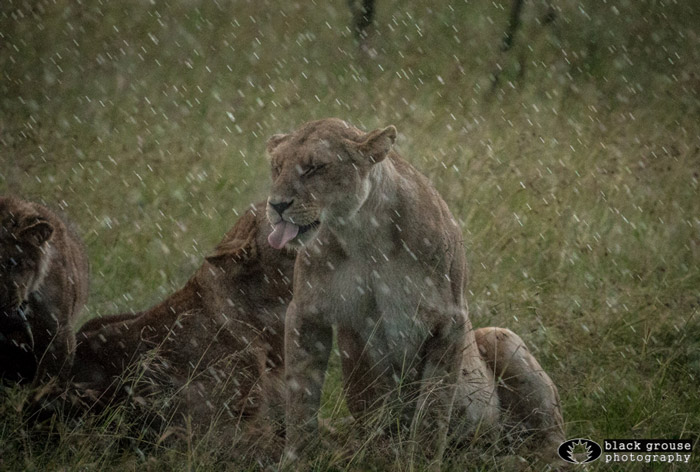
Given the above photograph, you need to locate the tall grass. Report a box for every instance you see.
[1,0,699,469]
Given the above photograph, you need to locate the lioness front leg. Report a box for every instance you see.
[409,309,466,469]
[284,300,333,461]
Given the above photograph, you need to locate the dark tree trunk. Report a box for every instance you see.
[502,0,525,52]
[349,0,376,41]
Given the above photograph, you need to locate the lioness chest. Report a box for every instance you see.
[305,240,456,372]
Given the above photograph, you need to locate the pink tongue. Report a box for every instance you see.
[268,221,300,249]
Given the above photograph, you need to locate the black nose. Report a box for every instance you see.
[269,200,293,216]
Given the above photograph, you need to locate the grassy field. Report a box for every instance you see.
[1,0,699,470]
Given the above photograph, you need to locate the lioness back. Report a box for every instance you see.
[0,195,89,384]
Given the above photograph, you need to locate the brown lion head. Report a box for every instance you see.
[0,197,54,319]
[265,118,396,249]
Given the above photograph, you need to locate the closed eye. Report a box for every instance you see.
[302,163,326,177]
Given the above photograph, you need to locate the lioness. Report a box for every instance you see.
[67,203,296,441]
[0,196,89,384]
[265,118,564,465]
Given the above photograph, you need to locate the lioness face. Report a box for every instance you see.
[265,118,396,249]
[0,201,54,317]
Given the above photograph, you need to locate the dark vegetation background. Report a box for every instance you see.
[1,0,699,470]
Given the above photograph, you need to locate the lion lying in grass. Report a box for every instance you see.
[265,118,564,466]
[0,196,89,384]
[62,203,296,448]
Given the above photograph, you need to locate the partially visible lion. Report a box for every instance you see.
[64,203,296,447]
[473,327,564,460]
[0,196,89,384]
[265,118,564,466]
[339,326,565,462]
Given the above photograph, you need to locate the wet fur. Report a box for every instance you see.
[65,203,296,450]
[0,196,88,384]
[266,118,565,466]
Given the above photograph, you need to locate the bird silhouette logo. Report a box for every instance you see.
[558,438,603,463]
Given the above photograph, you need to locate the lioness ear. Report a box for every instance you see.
[206,238,257,267]
[19,218,54,247]
[358,125,397,164]
[266,133,288,156]
[205,211,258,268]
